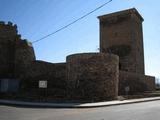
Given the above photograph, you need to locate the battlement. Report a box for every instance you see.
[0,21,17,28]
[15,38,33,48]
[22,39,33,47]
[16,34,21,39]
[98,8,144,24]
[0,21,33,47]
[0,21,18,35]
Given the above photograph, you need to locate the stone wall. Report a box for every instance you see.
[21,61,67,98]
[0,22,17,78]
[0,21,68,99]
[145,75,155,91]
[66,53,119,101]
[98,8,145,74]
[0,41,14,78]
[0,21,17,41]
[0,10,156,101]
[119,71,147,95]
[98,8,155,95]
[14,40,35,79]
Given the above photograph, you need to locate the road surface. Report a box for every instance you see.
[0,100,160,120]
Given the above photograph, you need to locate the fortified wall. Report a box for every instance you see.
[0,21,35,92]
[0,21,35,80]
[0,21,119,101]
[0,8,155,102]
[0,21,17,78]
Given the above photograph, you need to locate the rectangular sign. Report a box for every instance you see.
[39,80,47,88]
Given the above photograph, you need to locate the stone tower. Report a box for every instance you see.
[0,21,35,79]
[0,21,17,78]
[98,8,145,74]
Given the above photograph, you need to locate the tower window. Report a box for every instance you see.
[119,63,122,70]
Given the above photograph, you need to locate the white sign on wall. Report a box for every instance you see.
[39,80,47,88]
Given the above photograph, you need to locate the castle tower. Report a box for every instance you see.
[14,39,35,79]
[0,21,18,78]
[98,8,145,74]
[0,21,35,79]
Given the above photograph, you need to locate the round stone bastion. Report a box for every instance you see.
[66,53,119,101]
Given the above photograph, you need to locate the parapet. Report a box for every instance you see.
[0,21,17,28]
[23,39,33,47]
[0,21,18,34]
[15,39,33,48]
[98,8,144,24]
[15,34,21,40]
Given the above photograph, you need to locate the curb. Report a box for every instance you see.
[0,97,160,108]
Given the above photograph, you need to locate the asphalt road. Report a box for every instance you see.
[0,100,160,120]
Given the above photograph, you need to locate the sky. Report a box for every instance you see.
[0,0,159,78]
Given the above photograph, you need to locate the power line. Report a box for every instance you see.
[32,0,113,44]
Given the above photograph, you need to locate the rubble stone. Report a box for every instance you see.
[66,53,119,101]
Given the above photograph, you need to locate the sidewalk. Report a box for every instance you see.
[0,97,160,108]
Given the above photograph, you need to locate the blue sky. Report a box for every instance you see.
[0,0,159,78]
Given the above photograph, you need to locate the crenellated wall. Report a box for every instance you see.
[0,21,17,40]
[0,8,156,101]
[0,21,17,78]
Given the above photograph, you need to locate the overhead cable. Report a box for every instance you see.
[32,0,113,44]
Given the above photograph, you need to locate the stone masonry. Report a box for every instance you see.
[66,53,119,101]
[98,8,155,94]
[0,8,156,101]
[0,21,17,78]
[98,8,144,74]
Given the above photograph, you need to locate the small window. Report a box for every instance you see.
[119,63,122,70]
